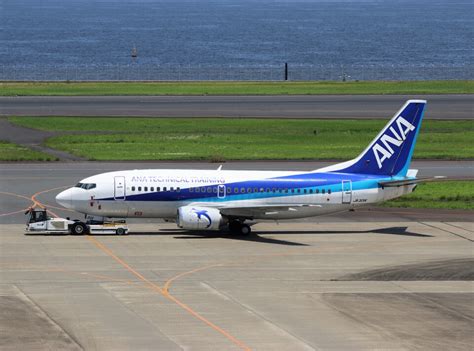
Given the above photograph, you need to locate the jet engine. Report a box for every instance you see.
[177,206,224,231]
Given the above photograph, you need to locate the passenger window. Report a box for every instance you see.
[212,187,217,193]
[144,187,148,191]
[260,188,264,192]
[157,187,160,192]
[138,187,142,191]
[316,189,319,194]
[207,188,212,193]
[234,188,239,193]
[272,188,276,193]
[304,189,307,194]
[253,188,258,193]
[291,189,295,193]
[241,188,245,193]
[132,186,135,191]
[309,189,313,194]
[284,188,288,193]
[328,189,331,194]
[247,188,252,193]
[227,187,232,193]
[150,187,154,191]
[195,188,200,193]
[177,187,181,192]
[266,188,270,193]
[322,189,326,194]
[163,187,167,191]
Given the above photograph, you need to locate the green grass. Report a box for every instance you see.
[1,80,473,96]
[0,140,57,161]
[382,181,474,210]
[8,117,473,161]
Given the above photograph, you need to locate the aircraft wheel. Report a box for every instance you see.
[116,228,126,235]
[229,221,251,236]
[240,224,251,236]
[71,222,87,235]
[228,221,240,234]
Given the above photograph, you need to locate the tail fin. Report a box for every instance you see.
[319,100,427,176]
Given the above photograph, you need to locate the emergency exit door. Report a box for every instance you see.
[114,176,126,200]
[342,180,352,204]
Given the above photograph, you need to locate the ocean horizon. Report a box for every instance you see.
[1,0,472,80]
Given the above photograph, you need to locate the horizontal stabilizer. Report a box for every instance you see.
[379,176,446,188]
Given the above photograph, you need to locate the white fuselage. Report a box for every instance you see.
[56,169,414,221]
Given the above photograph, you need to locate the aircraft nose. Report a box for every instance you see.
[56,189,73,209]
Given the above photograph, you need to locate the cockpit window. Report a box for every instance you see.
[75,183,96,190]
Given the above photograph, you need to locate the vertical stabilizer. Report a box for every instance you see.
[318,100,426,176]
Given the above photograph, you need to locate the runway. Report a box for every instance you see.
[1,94,472,119]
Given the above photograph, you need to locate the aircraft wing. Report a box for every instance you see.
[219,204,322,218]
[379,176,446,188]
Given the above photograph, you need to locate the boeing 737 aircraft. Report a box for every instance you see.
[56,100,427,235]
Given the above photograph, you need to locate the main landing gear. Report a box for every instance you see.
[228,220,251,236]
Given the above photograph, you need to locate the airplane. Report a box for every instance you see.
[56,100,428,235]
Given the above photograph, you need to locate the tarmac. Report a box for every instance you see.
[1,94,473,119]
[0,161,473,350]
[1,221,473,350]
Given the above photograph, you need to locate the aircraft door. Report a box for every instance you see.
[217,184,226,199]
[342,180,352,204]
[114,176,126,200]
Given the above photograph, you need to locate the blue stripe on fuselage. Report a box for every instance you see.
[99,172,388,202]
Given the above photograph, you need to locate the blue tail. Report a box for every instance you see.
[325,100,426,176]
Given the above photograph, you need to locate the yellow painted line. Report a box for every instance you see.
[86,235,251,351]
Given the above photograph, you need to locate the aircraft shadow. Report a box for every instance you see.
[25,227,431,246]
[127,226,431,246]
[253,227,433,238]
[170,232,310,246]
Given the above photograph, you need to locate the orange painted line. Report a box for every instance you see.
[86,235,251,351]
[0,208,31,217]
[163,264,223,294]
[0,191,34,217]
[30,185,71,218]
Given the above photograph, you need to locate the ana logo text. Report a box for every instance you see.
[372,116,415,169]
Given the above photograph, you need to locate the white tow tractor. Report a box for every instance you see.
[25,208,128,235]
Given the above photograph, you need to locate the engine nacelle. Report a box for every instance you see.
[177,206,224,231]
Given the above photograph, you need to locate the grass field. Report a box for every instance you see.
[1,80,473,96]
[0,141,57,161]
[382,180,474,210]
[9,117,473,161]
